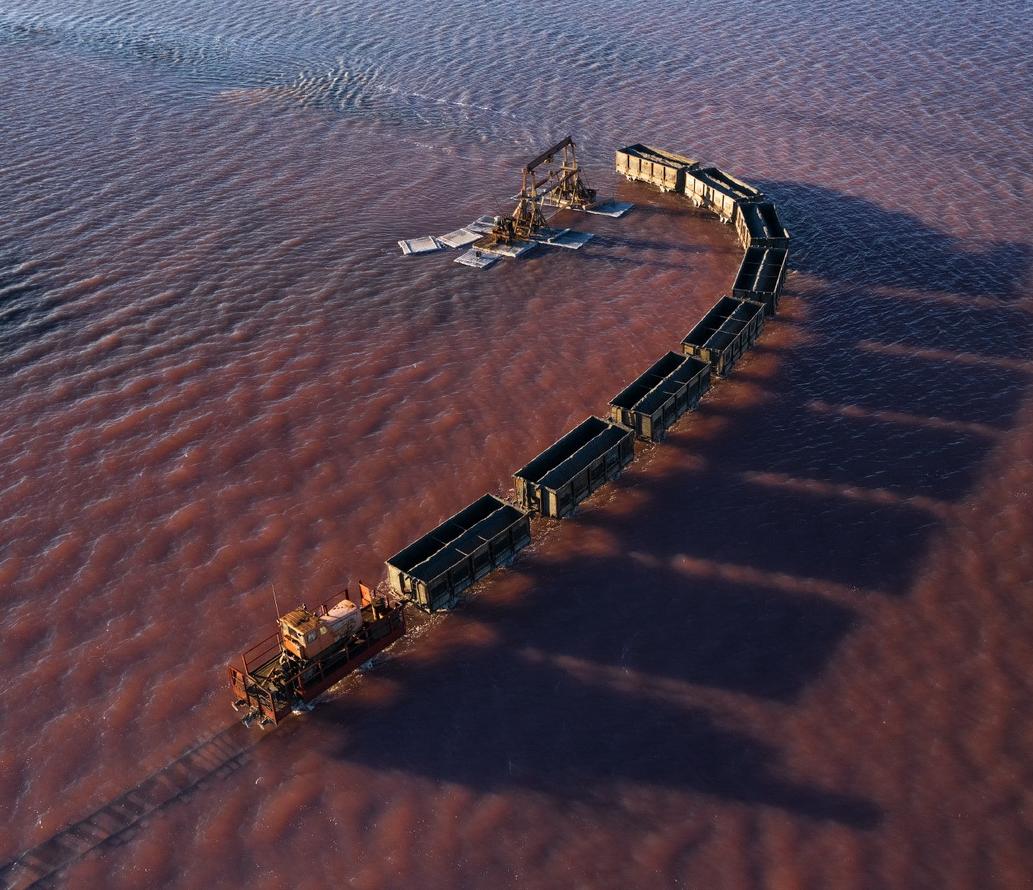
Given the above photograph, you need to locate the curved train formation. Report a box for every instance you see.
[228,143,791,727]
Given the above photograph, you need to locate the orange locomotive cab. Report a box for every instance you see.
[279,598,363,660]
[279,608,325,659]
[229,584,405,727]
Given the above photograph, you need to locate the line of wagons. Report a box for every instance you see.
[386,145,791,613]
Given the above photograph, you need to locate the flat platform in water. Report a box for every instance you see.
[438,227,481,248]
[480,239,538,258]
[533,226,570,241]
[540,230,594,250]
[455,249,501,269]
[465,215,498,234]
[585,199,633,217]
[537,197,632,218]
[398,236,444,255]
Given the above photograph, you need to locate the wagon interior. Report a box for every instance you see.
[610,352,686,410]
[515,416,611,486]
[388,494,517,582]
[618,143,698,169]
[734,245,767,291]
[745,202,789,241]
[693,166,763,202]
[538,422,629,490]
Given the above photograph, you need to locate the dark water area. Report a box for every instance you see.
[1,0,1032,887]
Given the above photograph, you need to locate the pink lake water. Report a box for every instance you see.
[1,1,1032,887]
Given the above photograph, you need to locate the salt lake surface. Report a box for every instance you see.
[1,1,1031,887]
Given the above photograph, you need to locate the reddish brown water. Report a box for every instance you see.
[2,1,1032,887]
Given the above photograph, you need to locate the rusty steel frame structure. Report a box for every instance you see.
[532,135,597,211]
[483,136,597,246]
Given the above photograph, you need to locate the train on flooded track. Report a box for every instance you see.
[229,585,404,727]
[229,142,791,726]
